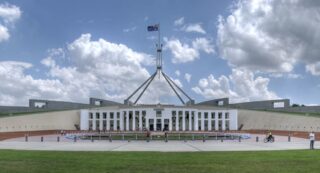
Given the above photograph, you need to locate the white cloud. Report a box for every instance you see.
[0,33,188,106]
[192,69,278,103]
[174,17,184,26]
[123,26,137,33]
[0,3,21,43]
[192,38,214,54]
[306,62,320,76]
[175,70,180,76]
[182,23,206,34]
[164,38,199,63]
[0,24,9,41]
[217,0,320,74]
[269,73,303,79]
[174,17,206,34]
[185,73,191,83]
[0,3,21,24]
[164,37,214,64]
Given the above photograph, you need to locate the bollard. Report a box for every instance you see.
[91,135,94,142]
[203,134,206,142]
[192,134,194,141]
[221,138,223,142]
[25,135,28,142]
[57,136,60,142]
[109,134,112,142]
[74,136,77,142]
[122,134,124,141]
[288,135,291,142]
[136,134,138,140]
[41,136,43,142]
[238,136,241,142]
[256,136,259,142]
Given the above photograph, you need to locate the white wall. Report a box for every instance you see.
[0,110,80,132]
[239,109,320,132]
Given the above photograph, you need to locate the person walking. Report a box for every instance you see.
[309,131,315,150]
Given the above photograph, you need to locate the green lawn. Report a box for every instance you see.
[0,150,320,173]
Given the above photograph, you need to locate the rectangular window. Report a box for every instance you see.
[218,112,222,119]
[89,113,93,119]
[204,112,208,119]
[110,112,114,119]
[218,120,223,130]
[225,120,230,130]
[211,112,215,119]
[117,112,120,119]
[103,113,107,119]
[198,112,201,119]
[96,113,100,119]
[225,112,229,119]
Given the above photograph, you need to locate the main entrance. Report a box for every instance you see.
[156,119,161,131]
[149,119,154,131]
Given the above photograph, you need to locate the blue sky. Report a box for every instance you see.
[0,0,320,106]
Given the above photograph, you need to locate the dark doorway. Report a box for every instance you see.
[156,119,161,131]
[149,119,154,131]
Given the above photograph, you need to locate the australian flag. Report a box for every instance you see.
[147,24,159,31]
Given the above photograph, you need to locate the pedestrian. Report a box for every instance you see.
[309,131,315,150]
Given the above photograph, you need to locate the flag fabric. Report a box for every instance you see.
[147,24,159,31]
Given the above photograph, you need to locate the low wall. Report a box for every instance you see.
[0,110,80,132]
[239,109,320,132]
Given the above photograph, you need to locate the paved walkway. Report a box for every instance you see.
[0,135,316,152]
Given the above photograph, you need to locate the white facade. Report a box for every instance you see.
[80,105,237,131]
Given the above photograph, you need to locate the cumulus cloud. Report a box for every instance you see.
[164,37,214,63]
[184,73,191,83]
[0,61,65,106]
[192,69,278,103]
[175,70,180,76]
[182,23,206,34]
[306,62,320,76]
[0,3,21,42]
[217,0,320,75]
[192,38,214,54]
[174,17,206,34]
[0,33,189,106]
[174,17,184,26]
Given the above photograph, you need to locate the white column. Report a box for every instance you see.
[93,112,96,130]
[154,119,156,131]
[133,111,136,131]
[120,112,124,131]
[99,112,103,131]
[182,111,186,131]
[106,112,109,131]
[160,118,163,131]
[139,111,142,131]
[194,111,198,131]
[188,111,192,131]
[126,111,129,131]
[201,112,205,131]
[169,118,172,131]
[176,113,179,131]
[222,112,226,131]
[208,112,212,131]
[215,112,219,131]
[114,112,117,131]
[146,118,149,130]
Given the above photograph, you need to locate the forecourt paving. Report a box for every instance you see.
[0,135,315,152]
